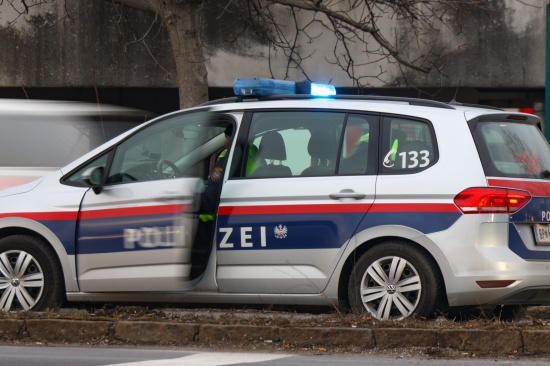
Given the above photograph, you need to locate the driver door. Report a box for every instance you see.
[75,110,228,292]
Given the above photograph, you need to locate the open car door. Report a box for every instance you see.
[74,109,232,292]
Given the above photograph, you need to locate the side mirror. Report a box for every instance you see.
[81,166,105,194]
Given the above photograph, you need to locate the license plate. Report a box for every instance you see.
[534,225,550,245]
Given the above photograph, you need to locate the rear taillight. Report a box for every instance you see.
[454,187,531,214]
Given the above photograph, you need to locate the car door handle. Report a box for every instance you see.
[329,189,367,200]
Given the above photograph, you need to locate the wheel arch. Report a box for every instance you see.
[0,218,78,293]
[337,228,451,310]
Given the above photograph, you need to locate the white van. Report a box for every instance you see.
[0,99,153,189]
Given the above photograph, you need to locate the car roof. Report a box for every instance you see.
[204,94,539,122]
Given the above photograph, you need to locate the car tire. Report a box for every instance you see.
[0,235,64,312]
[348,240,445,320]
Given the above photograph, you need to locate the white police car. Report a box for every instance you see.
[1,78,549,321]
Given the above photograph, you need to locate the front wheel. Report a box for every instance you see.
[0,235,64,312]
[348,241,445,320]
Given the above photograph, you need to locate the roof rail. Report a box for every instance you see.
[325,95,455,109]
[450,102,505,111]
[201,94,509,112]
[200,94,456,109]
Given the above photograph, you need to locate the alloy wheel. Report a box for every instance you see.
[0,250,44,311]
[360,255,422,320]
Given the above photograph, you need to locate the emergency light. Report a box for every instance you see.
[233,78,336,97]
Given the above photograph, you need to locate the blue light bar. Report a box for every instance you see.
[233,78,336,97]
[234,78,295,96]
[310,82,336,96]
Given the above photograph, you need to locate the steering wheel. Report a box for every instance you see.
[156,159,182,178]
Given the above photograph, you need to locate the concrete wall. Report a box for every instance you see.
[0,1,175,88]
[0,0,545,89]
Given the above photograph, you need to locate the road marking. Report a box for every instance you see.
[104,351,291,365]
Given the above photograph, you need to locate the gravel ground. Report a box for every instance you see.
[2,304,550,361]
[2,303,550,331]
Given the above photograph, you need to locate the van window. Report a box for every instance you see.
[0,115,141,168]
[474,121,550,178]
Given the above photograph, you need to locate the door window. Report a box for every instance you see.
[242,111,376,178]
[381,117,437,173]
[105,111,224,184]
[63,110,232,187]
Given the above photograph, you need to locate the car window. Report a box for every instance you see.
[64,152,111,186]
[338,114,373,175]
[0,114,144,168]
[242,111,376,178]
[474,121,550,178]
[381,116,437,174]
[104,110,226,185]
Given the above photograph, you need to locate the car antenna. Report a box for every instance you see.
[449,79,462,106]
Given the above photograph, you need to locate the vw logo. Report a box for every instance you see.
[11,277,20,287]
[386,284,396,294]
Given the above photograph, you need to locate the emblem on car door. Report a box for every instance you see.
[274,225,288,239]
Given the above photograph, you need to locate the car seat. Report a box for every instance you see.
[301,130,337,176]
[251,131,292,177]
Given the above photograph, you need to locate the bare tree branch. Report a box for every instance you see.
[0,0,534,101]
[243,0,504,88]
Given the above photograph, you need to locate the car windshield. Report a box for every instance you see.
[474,120,550,179]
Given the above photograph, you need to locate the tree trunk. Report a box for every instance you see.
[152,0,209,109]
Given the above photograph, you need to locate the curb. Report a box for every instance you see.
[2,318,550,355]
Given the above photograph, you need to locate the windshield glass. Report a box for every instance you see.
[474,121,550,179]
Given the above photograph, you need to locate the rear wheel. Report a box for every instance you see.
[0,235,64,312]
[348,241,445,320]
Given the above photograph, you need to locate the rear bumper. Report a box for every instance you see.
[429,215,550,307]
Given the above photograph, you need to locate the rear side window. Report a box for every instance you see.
[474,121,550,178]
[245,111,344,178]
[241,111,377,178]
[381,116,437,174]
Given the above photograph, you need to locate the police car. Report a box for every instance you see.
[1,78,549,321]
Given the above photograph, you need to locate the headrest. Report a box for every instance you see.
[308,131,337,160]
[259,131,287,161]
